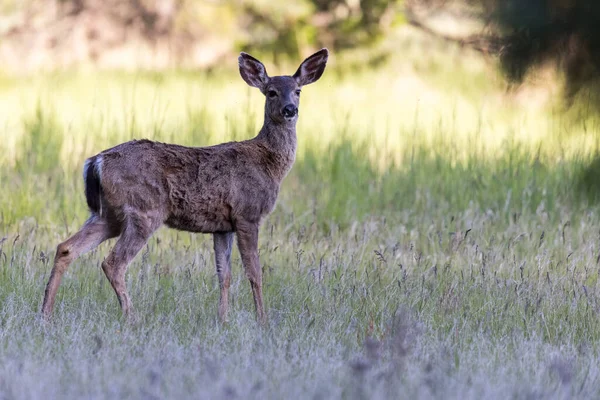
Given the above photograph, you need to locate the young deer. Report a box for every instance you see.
[41,49,329,324]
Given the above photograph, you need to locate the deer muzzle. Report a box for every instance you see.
[282,104,298,119]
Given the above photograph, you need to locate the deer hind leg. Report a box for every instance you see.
[236,222,266,325]
[42,216,115,319]
[214,232,234,323]
[101,214,158,318]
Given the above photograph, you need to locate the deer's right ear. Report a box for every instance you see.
[239,52,269,92]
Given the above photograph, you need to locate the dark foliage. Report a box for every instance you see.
[408,0,600,101]
[490,0,600,96]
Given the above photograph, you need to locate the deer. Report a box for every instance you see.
[41,49,329,325]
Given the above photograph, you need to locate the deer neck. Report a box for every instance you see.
[255,118,298,180]
[257,117,297,154]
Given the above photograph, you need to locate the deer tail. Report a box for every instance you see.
[83,156,103,215]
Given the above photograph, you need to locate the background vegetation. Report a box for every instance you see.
[2,1,600,399]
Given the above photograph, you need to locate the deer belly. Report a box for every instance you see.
[165,210,233,233]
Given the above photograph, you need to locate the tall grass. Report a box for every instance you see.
[2,64,600,398]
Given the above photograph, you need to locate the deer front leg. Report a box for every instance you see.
[213,232,234,323]
[235,222,266,325]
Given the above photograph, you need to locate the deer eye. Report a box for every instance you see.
[267,90,277,98]
[295,90,301,96]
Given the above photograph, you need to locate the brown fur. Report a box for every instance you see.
[41,49,329,324]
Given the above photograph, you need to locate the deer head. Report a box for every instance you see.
[238,49,329,125]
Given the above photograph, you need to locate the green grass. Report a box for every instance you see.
[3,60,600,398]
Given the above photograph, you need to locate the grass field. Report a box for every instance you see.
[3,43,600,398]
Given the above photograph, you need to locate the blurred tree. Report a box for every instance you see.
[407,0,600,101]
[0,0,403,69]
[236,0,402,60]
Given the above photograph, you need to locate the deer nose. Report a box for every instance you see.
[282,104,298,118]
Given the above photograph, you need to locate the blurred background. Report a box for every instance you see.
[2,0,600,228]
[2,0,600,90]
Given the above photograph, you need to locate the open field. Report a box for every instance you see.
[3,40,600,398]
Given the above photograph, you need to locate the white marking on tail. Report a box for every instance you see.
[96,156,103,178]
[83,158,92,182]
[96,156,103,216]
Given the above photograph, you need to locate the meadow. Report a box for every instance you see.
[3,37,600,398]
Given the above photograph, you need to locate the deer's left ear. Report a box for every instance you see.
[293,48,329,87]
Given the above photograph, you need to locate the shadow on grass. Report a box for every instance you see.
[292,137,582,229]
[575,154,600,203]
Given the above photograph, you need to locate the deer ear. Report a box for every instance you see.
[239,52,269,91]
[293,48,329,87]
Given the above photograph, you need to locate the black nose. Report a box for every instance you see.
[282,104,298,118]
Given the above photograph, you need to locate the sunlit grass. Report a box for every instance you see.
[1,55,598,171]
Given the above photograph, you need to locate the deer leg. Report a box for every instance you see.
[214,232,234,323]
[42,216,115,319]
[101,215,156,318]
[236,222,266,325]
